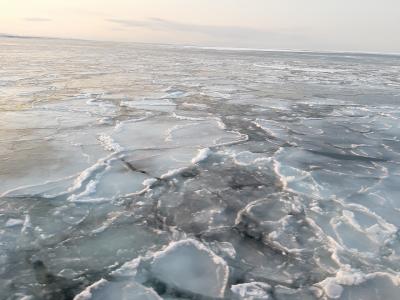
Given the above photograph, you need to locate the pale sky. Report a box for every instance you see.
[1,0,400,52]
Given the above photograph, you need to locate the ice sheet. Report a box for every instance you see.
[1,37,400,300]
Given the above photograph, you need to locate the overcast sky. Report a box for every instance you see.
[1,0,400,52]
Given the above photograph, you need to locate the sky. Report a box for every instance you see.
[1,0,400,53]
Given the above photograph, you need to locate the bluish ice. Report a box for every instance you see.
[0,37,400,299]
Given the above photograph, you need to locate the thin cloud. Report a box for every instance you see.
[24,18,52,22]
[107,18,293,40]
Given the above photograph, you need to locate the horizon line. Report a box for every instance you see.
[1,32,399,57]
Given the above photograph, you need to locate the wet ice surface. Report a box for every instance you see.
[1,38,400,300]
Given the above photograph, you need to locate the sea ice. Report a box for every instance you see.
[1,37,400,300]
[150,239,229,298]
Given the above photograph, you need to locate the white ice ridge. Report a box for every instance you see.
[171,112,206,121]
[5,218,24,227]
[74,279,108,300]
[191,148,211,164]
[159,167,187,179]
[231,282,272,299]
[120,99,176,112]
[97,134,124,153]
[157,148,211,180]
[67,156,112,194]
[73,279,162,300]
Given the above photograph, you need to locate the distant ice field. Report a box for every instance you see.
[0,37,400,300]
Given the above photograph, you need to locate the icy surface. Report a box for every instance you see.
[73,279,162,300]
[1,37,400,299]
[150,239,229,298]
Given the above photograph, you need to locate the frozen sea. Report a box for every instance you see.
[1,37,400,300]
